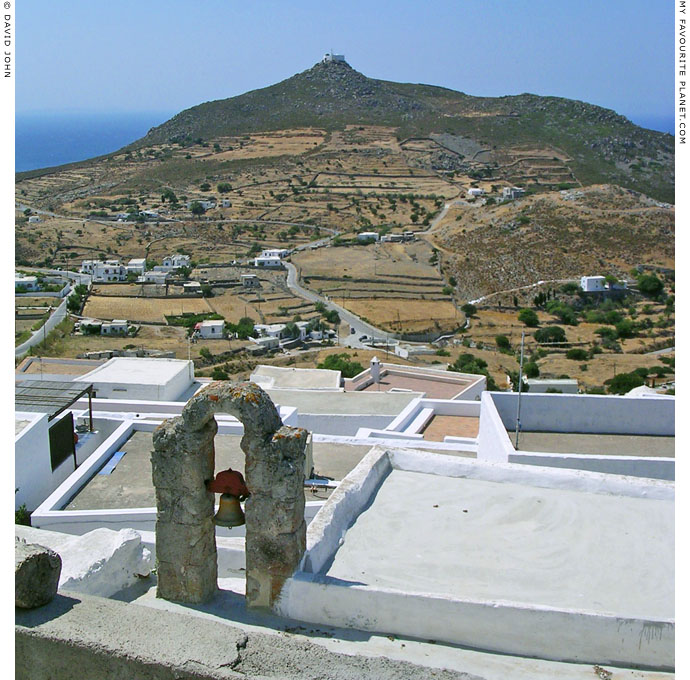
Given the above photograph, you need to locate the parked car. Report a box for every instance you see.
[358,335,368,341]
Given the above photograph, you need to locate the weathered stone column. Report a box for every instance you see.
[152,410,218,603]
[151,382,308,608]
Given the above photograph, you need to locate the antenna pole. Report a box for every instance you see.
[515,331,525,450]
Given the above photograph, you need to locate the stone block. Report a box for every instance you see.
[15,527,153,599]
[15,538,61,609]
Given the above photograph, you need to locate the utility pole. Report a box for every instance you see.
[515,332,525,450]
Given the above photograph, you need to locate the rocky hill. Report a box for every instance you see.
[433,184,675,299]
[134,59,674,203]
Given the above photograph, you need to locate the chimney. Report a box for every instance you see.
[370,356,381,384]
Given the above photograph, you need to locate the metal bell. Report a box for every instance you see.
[214,493,245,527]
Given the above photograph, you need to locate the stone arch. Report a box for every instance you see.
[151,382,308,607]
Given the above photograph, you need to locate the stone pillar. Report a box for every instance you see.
[151,382,308,608]
[152,411,218,603]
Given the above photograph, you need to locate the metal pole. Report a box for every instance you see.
[88,387,93,432]
[515,332,525,450]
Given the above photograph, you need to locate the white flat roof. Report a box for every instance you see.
[201,320,224,327]
[326,467,673,619]
[251,365,341,390]
[75,357,192,386]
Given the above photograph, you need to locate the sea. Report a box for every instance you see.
[15,111,175,173]
[14,111,675,174]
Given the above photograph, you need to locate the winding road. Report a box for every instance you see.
[284,262,398,349]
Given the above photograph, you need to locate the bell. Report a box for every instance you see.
[214,493,245,527]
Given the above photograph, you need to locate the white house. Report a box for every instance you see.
[322,52,346,63]
[183,281,202,295]
[28,215,42,223]
[140,210,159,219]
[197,320,225,339]
[259,249,290,259]
[126,258,147,275]
[163,254,191,269]
[221,199,232,208]
[251,335,280,350]
[76,357,195,401]
[79,319,102,334]
[185,200,215,211]
[503,186,526,200]
[467,188,485,197]
[241,274,260,288]
[139,271,169,284]
[254,323,286,339]
[80,260,127,282]
[254,255,283,268]
[357,232,379,242]
[101,320,129,336]
[15,274,39,291]
[580,276,607,292]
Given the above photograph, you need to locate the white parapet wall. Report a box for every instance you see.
[489,392,674,436]
[275,447,674,669]
[30,415,324,536]
[477,392,675,480]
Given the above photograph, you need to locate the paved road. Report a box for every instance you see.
[15,289,72,359]
[284,262,396,349]
[645,346,675,356]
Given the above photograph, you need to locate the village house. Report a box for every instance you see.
[100,320,129,336]
[259,249,290,259]
[79,260,128,282]
[254,255,283,268]
[139,271,169,284]
[196,319,225,339]
[185,200,216,211]
[503,186,526,200]
[357,231,379,242]
[467,188,485,197]
[241,274,260,288]
[162,254,191,269]
[580,275,607,292]
[15,273,39,291]
[125,258,147,275]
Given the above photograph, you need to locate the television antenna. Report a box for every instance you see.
[514,331,525,450]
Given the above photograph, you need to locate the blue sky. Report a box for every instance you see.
[17,0,674,129]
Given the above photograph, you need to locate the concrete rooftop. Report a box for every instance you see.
[251,365,341,390]
[326,469,674,619]
[76,357,192,386]
[507,431,675,457]
[64,432,376,510]
[353,375,469,399]
[267,388,421,415]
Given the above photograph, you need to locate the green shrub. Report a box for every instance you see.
[495,335,511,350]
[595,326,618,340]
[560,282,580,295]
[605,371,644,395]
[15,503,31,526]
[448,353,498,390]
[566,348,588,361]
[523,361,540,378]
[637,274,663,297]
[614,319,636,339]
[534,326,566,343]
[317,353,364,378]
[461,303,476,317]
[518,309,539,327]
